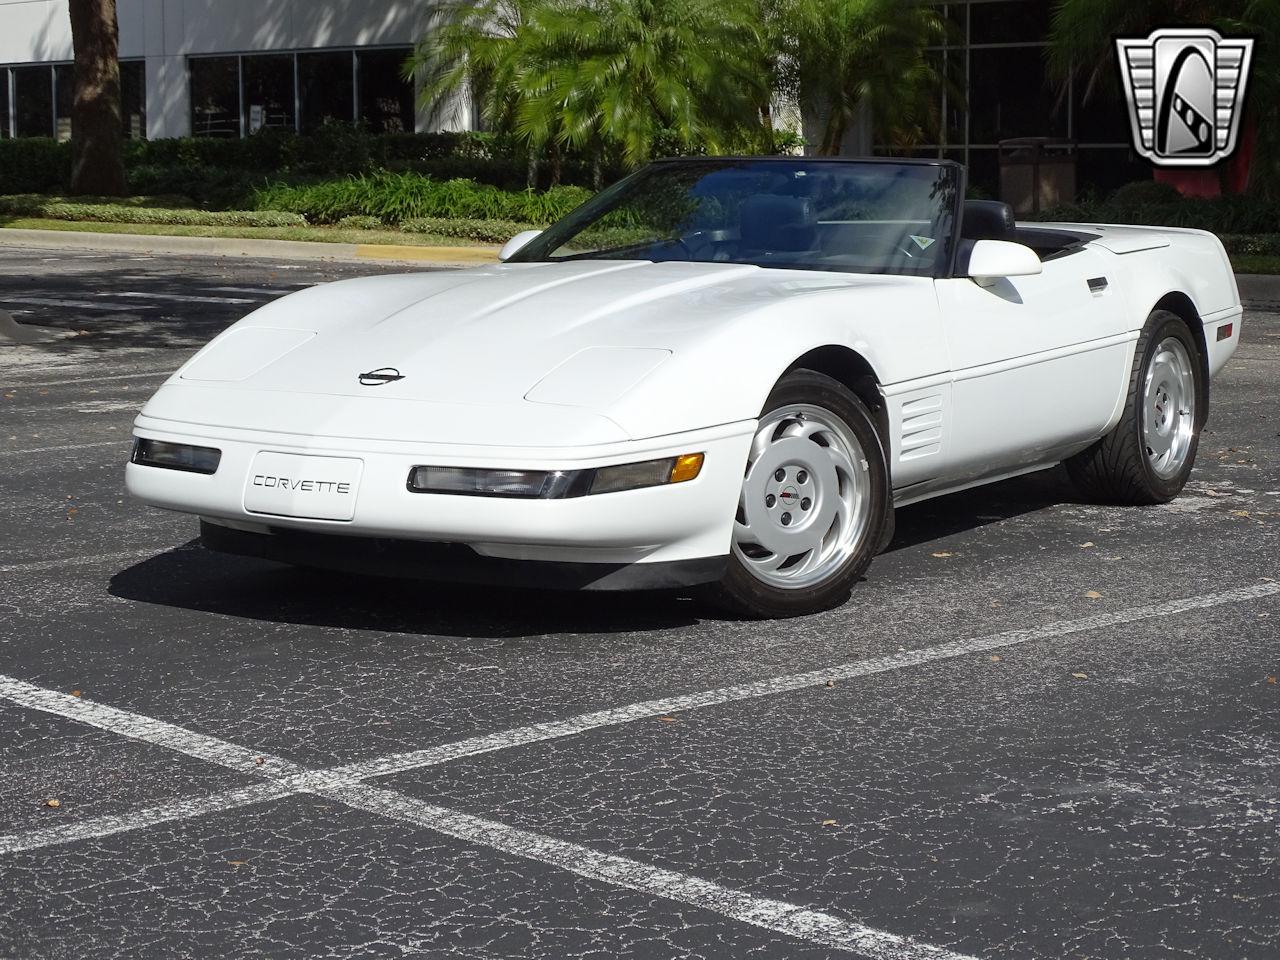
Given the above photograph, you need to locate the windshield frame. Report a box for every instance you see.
[507,157,966,280]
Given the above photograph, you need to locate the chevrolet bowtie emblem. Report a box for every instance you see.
[358,367,406,386]
[1116,27,1255,168]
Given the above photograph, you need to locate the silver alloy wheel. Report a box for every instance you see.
[732,403,872,589]
[1142,336,1197,480]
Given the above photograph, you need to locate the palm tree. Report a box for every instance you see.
[775,0,950,156]
[411,0,770,183]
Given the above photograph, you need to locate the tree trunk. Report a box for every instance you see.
[68,0,126,196]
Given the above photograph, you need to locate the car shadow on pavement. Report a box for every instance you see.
[109,467,1080,635]
[108,541,703,637]
[885,464,1083,553]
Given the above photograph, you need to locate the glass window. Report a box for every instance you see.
[54,64,74,141]
[13,65,53,138]
[242,54,295,134]
[0,70,9,139]
[121,60,146,139]
[190,56,240,137]
[357,48,413,133]
[511,159,961,278]
[298,51,353,132]
[969,0,1054,45]
[967,46,1066,144]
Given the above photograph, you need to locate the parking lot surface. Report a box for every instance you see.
[0,247,1277,960]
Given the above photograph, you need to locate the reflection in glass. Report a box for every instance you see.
[242,54,295,134]
[14,66,53,138]
[357,48,414,133]
[511,159,959,278]
[299,51,354,132]
[190,57,240,138]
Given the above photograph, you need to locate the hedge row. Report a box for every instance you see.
[0,194,305,228]
[1035,194,1280,236]
[1221,234,1280,256]
[401,217,536,242]
[253,172,591,225]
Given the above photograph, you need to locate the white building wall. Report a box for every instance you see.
[0,0,467,138]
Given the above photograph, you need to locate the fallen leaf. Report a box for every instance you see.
[989,655,1002,663]
[658,716,678,723]
[1071,672,1089,680]
[227,860,249,867]
[1084,590,1102,599]
[70,690,81,698]
[1267,676,1277,685]
[1080,542,1095,549]
[254,757,265,766]
[931,551,953,558]
[821,819,838,827]
[824,680,835,688]
[45,798,61,809]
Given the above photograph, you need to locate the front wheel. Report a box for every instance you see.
[705,369,889,619]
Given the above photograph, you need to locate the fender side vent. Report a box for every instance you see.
[900,393,943,461]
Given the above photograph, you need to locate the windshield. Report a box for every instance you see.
[509,158,960,277]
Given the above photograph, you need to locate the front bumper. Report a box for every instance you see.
[199,521,728,590]
[126,415,753,568]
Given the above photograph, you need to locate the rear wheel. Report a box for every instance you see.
[706,369,889,619]
[1066,309,1205,504]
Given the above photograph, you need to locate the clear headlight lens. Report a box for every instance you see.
[131,438,222,475]
[407,452,703,499]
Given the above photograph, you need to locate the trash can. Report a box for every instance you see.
[998,138,1077,216]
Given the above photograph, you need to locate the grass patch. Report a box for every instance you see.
[0,217,490,248]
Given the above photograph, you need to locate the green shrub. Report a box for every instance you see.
[255,172,591,225]
[1221,234,1280,256]
[336,215,385,230]
[0,194,305,227]
[1034,194,1280,234]
[1108,179,1183,206]
[401,217,535,243]
[0,139,72,193]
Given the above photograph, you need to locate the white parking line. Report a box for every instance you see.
[0,783,291,855]
[333,784,977,960]
[0,675,976,959]
[0,579,1275,846]
[333,580,1280,783]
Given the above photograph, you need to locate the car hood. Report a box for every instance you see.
[148,259,928,445]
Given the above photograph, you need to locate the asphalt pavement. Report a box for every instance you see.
[0,246,1277,960]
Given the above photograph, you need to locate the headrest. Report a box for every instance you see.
[961,200,1016,243]
[740,194,817,252]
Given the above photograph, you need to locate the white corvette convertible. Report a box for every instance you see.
[127,158,1242,617]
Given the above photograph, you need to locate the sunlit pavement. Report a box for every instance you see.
[1,246,1277,960]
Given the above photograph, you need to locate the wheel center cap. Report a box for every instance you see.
[778,486,800,506]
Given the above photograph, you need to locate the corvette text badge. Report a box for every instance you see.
[1116,27,1254,168]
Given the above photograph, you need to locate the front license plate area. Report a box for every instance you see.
[244,452,363,521]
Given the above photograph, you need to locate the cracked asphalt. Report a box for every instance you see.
[0,247,1277,960]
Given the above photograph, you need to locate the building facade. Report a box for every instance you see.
[0,0,460,141]
[0,0,1143,196]
[884,0,1146,195]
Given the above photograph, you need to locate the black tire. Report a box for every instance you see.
[1066,309,1206,505]
[704,369,890,619]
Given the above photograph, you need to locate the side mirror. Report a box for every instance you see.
[967,239,1042,286]
[498,229,543,262]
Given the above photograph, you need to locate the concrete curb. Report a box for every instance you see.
[0,228,499,267]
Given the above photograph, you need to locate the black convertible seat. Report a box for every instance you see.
[961,199,1016,243]
[740,194,818,253]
